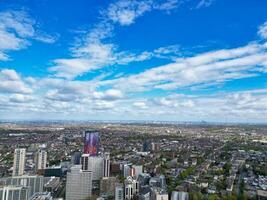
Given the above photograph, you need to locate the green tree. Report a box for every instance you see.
[208,194,219,200]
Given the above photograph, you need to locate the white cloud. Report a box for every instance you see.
[37,78,122,113]
[106,0,180,26]
[9,94,34,103]
[34,32,58,44]
[0,11,35,37]
[196,0,214,9]
[45,89,78,102]
[49,0,180,79]
[181,100,195,108]
[154,0,180,11]
[93,89,123,101]
[133,101,148,109]
[154,45,180,55]
[117,51,153,64]
[49,58,99,79]
[106,0,152,26]
[0,10,57,60]
[40,78,98,100]
[93,101,115,110]
[49,42,183,79]
[49,41,118,79]
[0,69,32,94]
[1,69,267,122]
[2,3,267,122]
[140,90,267,122]
[258,21,267,39]
[153,97,174,106]
[152,94,195,109]
[192,91,267,121]
[106,42,267,91]
[1,69,20,80]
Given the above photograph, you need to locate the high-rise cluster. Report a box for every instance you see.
[66,130,112,200]
[65,130,175,200]
[12,148,47,177]
[0,147,59,200]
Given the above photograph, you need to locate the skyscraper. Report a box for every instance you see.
[81,154,104,181]
[124,176,139,200]
[12,148,26,176]
[115,184,124,200]
[0,186,29,200]
[151,188,168,200]
[132,165,143,179]
[30,192,53,200]
[142,140,151,152]
[71,151,81,165]
[37,149,47,170]
[66,165,92,200]
[100,177,117,197]
[84,130,100,156]
[171,191,189,200]
[0,175,54,198]
[159,175,167,191]
[123,164,131,178]
[103,152,110,177]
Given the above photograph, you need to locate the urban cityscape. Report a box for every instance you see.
[0,0,267,200]
[0,122,266,200]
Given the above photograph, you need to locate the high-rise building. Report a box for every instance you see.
[12,148,26,176]
[44,166,62,177]
[115,184,124,200]
[139,173,151,198]
[30,192,53,200]
[84,130,100,156]
[123,164,131,178]
[149,177,160,188]
[138,173,151,187]
[25,151,35,173]
[132,165,143,179]
[100,177,117,197]
[171,191,189,200]
[151,188,168,200]
[81,154,89,171]
[37,150,47,170]
[110,163,120,174]
[159,175,167,191]
[0,186,29,200]
[71,151,81,165]
[151,142,160,152]
[0,175,54,198]
[139,191,151,200]
[66,165,92,200]
[103,153,110,177]
[81,154,104,181]
[142,140,151,152]
[125,176,139,200]
[123,164,143,179]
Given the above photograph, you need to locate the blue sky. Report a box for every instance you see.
[0,0,267,122]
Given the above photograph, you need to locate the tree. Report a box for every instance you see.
[189,192,202,200]
[238,193,247,200]
[223,163,232,176]
[208,194,219,200]
[230,191,238,200]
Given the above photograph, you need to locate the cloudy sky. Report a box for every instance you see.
[0,0,267,122]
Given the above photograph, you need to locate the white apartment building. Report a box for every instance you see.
[12,148,26,176]
[66,165,93,200]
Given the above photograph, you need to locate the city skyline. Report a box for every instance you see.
[0,0,267,122]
